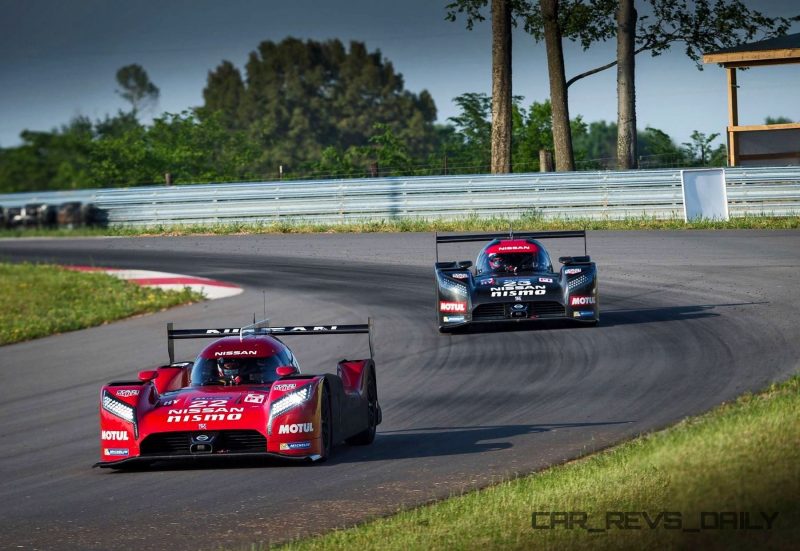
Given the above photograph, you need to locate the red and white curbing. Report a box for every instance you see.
[67,267,243,300]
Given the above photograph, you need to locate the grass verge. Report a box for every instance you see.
[1,214,799,238]
[279,375,800,551]
[0,262,204,345]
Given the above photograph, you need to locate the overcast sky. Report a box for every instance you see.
[1,0,798,150]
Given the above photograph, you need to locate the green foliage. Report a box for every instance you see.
[0,30,743,192]
[765,116,793,125]
[521,0,798,73]
[445,0,536,30]
[639,0,798,68]
[280,374,800,550]
[0,110,262,191]
[201,38,439,175]
[638,126,687,167]
[0,263,203,345]
[682,130,721,166]
[115,64,160,113]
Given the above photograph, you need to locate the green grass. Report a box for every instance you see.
[277,375,800,551]
[0,263,205,345]
[1,213,799,238]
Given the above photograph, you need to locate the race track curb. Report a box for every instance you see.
[66,266,243,299]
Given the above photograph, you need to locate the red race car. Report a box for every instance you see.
[95,319,380,468]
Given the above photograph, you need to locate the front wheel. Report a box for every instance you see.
[318,384,332,461]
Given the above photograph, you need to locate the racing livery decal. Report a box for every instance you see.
[569,295,596,307]
[440,301,467,313]
[244,393,265,404]
[96,318,381,468]
[434,230,599,331]
[490,280,546,297]
[278,423,314,434]
[101,431,129,441]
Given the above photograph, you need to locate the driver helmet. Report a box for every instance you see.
[217,358,242,384]
[488,254,505,271]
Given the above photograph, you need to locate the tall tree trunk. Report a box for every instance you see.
[491,0,512,174]
[540,0,574,171]
[616,0,637,169]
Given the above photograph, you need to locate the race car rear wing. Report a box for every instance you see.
[167,318,374,363]
[435,229,587,261]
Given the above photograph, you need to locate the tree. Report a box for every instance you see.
[524,1,796,170]
[682,130,720,166]
[202,61,245,130]
[447,92,493,172]
[539,0,574,171]
[765,116,793,125]
[200,38,438,174]
[491,0,513,173]
[115,64,160,114]
[616,0,637,169]
[638,126,685,167]
[446,0,516,173]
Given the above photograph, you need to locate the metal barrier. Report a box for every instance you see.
[1,167,799,226]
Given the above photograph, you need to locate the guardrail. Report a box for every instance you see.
[1,166,798,226]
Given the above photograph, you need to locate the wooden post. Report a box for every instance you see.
[164,172,172,186]
[539,150,554,172]
[727,67,739,166]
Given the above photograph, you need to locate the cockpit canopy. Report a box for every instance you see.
[475,239,552,275]
[190,336,299,386]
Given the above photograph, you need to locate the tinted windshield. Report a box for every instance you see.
[190,353,290,386]
[477,250,551,275]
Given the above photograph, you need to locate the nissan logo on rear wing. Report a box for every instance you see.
[166,319,374,362]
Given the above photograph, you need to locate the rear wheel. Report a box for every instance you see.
[346,369,378,445]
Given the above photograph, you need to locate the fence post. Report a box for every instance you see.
[539,150,554,172]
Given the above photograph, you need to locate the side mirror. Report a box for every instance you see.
[457,260,473,269]
[276,365,298,377]
[138,370,158,382]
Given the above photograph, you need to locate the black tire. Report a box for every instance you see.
[346,369,378,445]
[318,384,332,462]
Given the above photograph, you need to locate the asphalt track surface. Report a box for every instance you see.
[1,231,798,550]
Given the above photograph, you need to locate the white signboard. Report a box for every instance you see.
[681,169,729,222]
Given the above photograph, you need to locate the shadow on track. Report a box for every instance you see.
[599,301,767,327]
[328,421,632,463]
[442,301,767,334]
[97,421,631,473]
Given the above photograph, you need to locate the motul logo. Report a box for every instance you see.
[215,350,257,356]
[101,430,129,441]
[440,301,467,313]
[279,423,313,434]
[570,296,596,306]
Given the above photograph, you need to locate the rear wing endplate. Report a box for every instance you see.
[167,318,374,363]
[435,229,586,262]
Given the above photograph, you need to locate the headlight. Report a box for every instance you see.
[438,274,468,297]
[567,274,589,291]
[270,384,312,418]
[102,390,138,438]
